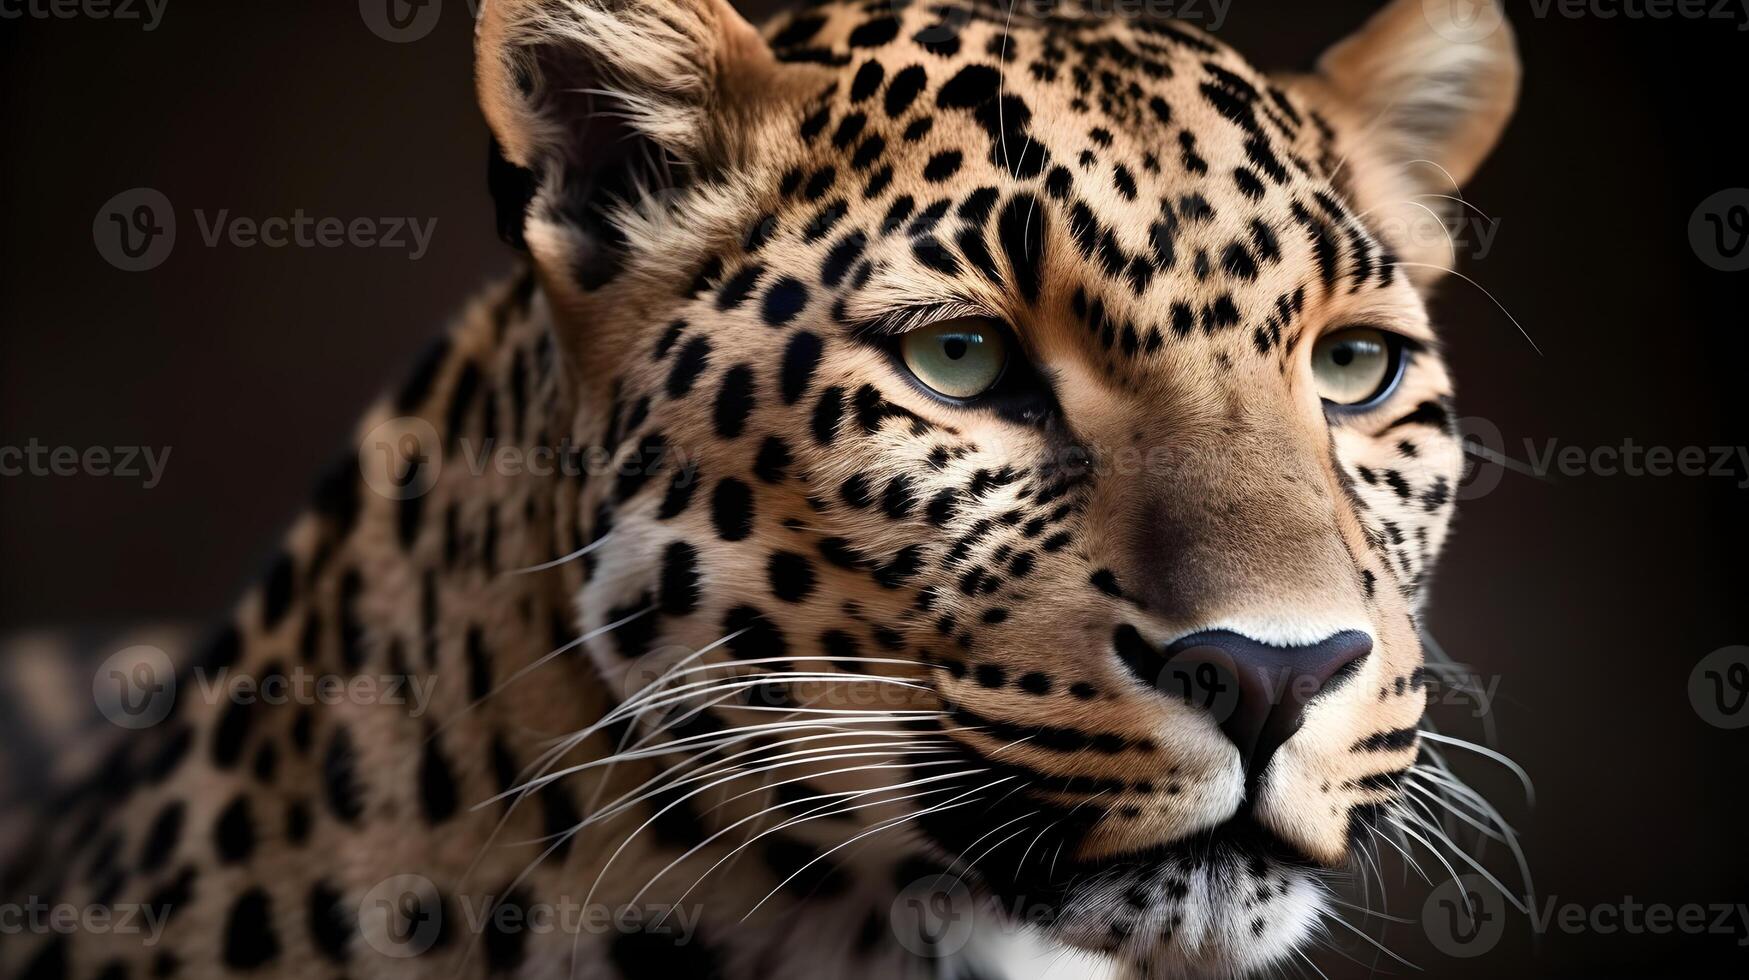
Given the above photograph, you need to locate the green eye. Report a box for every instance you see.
[900,317,1009,400]
[1311,327,1399,407]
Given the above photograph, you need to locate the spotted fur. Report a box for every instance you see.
[2,2,1518,977]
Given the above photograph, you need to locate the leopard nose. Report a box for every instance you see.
[1116,626,1372,794]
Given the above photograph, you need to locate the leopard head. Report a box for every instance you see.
[476,0,1518,973]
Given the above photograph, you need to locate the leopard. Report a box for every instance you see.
[0,0,1521,977]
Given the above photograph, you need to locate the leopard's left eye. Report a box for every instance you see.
[900,317,1009,400]
[1312,327,1406,408]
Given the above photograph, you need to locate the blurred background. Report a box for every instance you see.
[1,0,1745,976]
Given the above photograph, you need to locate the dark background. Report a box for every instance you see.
[1,1,1744,976]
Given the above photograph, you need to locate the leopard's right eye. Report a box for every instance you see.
[1311,327,1406,409]
[899,317,1010,401]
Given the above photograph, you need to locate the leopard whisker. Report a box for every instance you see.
[432,603,654,742]
[737,775,1017,922]
[1313,898,1422,971]
[633,766,988,914]
[582,753,970,911]
[1415,730,1534,806]
[483,725,949,809]
[1389,810,1528,915]
[507,531,614,575]
[1386,261,1543,356]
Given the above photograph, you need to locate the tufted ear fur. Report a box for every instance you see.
[475,0,794,289]
[1283,0,1520,288]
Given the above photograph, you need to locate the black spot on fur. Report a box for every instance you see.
[666,336,712,398]
[780,333,824,404]
[307,881,352,963]
[768,551,818,603]
[222,889,281,969]
[885,66,926,115]
[211,696,255,770]
[323,727,364,824]
[484,889,532,973]
[213,794,255,864]
[660,542,701,615]
[138,800,184,872]
[418,733,460,825]
[850,60,885,102]
[713,365,756,438]
[260,553,294,630]
[711,478,755,541]
[723,606,788,661]
[848,17,899,48]
[754,436,793,484]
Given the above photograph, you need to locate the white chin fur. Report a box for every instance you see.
[1047,857,1328,979]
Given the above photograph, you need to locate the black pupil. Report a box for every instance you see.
[1331,343,1355,367]
[942,337,969,360]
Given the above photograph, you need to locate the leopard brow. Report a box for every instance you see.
[848,301,997,338]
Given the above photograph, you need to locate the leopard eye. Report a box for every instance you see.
[1312,327,1403,407]
[900,317,1009,400]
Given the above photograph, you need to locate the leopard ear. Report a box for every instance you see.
[1286,0,1520,284]
[474,0,792,286]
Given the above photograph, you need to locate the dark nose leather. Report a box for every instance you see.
[1121,627,1372,795]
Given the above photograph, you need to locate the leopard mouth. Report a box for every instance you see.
[912,785,1331,975]
[1044,821,1329,975]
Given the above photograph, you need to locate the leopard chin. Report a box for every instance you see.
[914,768,1337,978]
[1045,849,1327,979]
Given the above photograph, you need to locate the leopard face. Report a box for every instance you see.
[478,0,1518,973]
